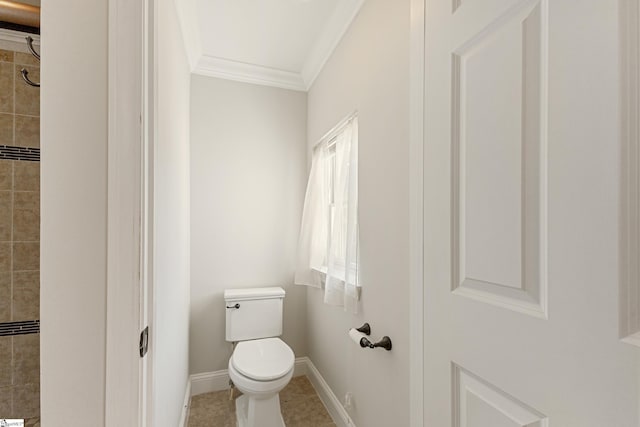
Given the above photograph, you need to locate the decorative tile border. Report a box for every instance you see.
[0,145,39,162]
[0,320,39,336]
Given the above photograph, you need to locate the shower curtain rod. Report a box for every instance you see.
[0,1,40,34]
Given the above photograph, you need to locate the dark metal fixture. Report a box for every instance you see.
[358,335,392,351]
[20,35,39,87]
[355,322,371,335]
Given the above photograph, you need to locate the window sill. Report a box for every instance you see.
[311,266,362,299]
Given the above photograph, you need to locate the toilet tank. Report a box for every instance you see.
[224,287,285,342]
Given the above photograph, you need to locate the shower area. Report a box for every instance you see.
[0,1,41,424]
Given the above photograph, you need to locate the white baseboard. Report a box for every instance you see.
[303,358,356,427]
[293,357,308,377]
[190,368,230,396]
[178,379,191,427]
[188,357,355,427]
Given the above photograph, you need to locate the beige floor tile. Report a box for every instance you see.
[281,395,335,426]
[187,376,334,427]
[281,376,317,401]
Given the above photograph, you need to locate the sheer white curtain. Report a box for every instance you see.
[324,118,359,311]
[295,116,359,313]
[294,142,329,288]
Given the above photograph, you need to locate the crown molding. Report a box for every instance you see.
[175,0,365,92]
[0,28,40,45]
[301,0,365,90]
[193,55,307,92]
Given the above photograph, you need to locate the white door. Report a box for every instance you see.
[422,0,640,425]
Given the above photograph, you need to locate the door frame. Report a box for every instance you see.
[104,0,154,424]
[101,0,454,424]
[409,0,425,426]
[620,0,640,347]
[141,0,157,425]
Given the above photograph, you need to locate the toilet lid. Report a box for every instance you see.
[232,337,295,381]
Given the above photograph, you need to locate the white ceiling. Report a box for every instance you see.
[176,0,365,91]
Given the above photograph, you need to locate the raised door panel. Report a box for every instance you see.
[453,365,548,427]
[451,0,548,318]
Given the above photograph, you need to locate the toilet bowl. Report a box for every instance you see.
[228,337,295,427]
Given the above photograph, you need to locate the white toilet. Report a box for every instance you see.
[225,287,295,427]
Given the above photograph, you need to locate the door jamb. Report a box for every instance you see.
[105,0,148,424]
[141,0,157,424]
[620,0,640,347]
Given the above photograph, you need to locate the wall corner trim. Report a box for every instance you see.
[300,0,365,90]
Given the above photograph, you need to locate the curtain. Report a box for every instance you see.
[324,118,359,311]
[294,142,329,288]
[295,116,359,313]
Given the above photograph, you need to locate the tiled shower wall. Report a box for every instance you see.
[0,46,41,419]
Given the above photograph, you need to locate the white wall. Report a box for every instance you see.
[190,76,308,375]
[153,0,192,425]
[306,1,410,426]
[42,0,191,425]
[41,0,108,424]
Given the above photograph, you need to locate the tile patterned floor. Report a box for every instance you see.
[188,376,336,427]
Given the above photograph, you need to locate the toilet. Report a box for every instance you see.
[225,287,295,427]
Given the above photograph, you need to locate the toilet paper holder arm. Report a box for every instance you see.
[355,323,371,335]
[359,335,392,351]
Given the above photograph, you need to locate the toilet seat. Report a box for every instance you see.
[232,337,294,381]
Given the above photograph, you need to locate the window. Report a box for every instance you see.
[294,114,360,312]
